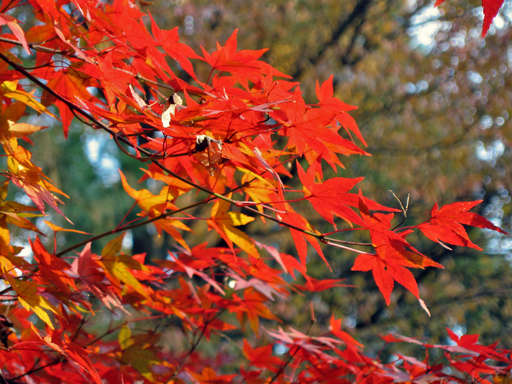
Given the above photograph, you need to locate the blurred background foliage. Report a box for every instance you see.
[24,0,512,358]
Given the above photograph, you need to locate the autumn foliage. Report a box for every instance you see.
[0,0,510,383]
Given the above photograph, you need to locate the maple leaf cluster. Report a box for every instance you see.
[0,0,509,383]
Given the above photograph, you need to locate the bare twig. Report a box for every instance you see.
[171,310,224,379]
[9,357,65,382]
[268,321,315,383]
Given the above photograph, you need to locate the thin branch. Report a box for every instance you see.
[171,310,224,379]
[291,0,372,79]
[0,37,70,55]
[84,314,165,347]
[268,321,315,383]
[55,185,238,257]
[356,285,512,334]
[0,286,12,296]
[324,240,369,254]
[0,0,18,13]
[268,345,300,384]
[390,191,410,230]
[0,36,188,95]
[9,357,64,382]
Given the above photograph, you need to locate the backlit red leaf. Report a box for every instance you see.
[418,200,507,250]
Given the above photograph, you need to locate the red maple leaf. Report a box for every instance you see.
[353,196,443,304]
[329,315,363,349]
[315,75,366,146]
[243,340,282,369]
[417,200,507,250]
[352,253,420,305]
[297,162,397,226]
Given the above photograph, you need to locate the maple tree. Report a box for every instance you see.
[0,0,510,383]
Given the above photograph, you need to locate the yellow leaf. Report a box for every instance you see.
[0,180,8,200]
[9,278,56,329]
[1,81,17,92]
[122,346,156,381]
[102,233,125,259]
[239,170,276,214]
[18,297,54,329]
[109,258,148,298]
[141,168,191,192]
[0,255,16,274]
[210,199,227,220]
[119,170,175,216]
[101,235,150,298]
[3,211,41,233]
[238,167,274,187]
[8,120,46,137]
[211,200,259,257]
[212,199,249,224]
[167,219,190,231]
[2,138,69,218]
[118,325,133,350]
[1,81,55,117]
[0,223,10,251]
[154,218,190,252]
[227,211,254,226]
[222,223,259,257]
[44,220,90,235]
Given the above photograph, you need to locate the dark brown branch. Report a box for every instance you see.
[9,357,65,382]
[268,345,300,384]
[171,310,224,379]
[55,182,245,257]
[0,0,18,13]
[268,321,315,383]
[291,0,372,79]
[356,284,512,334]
